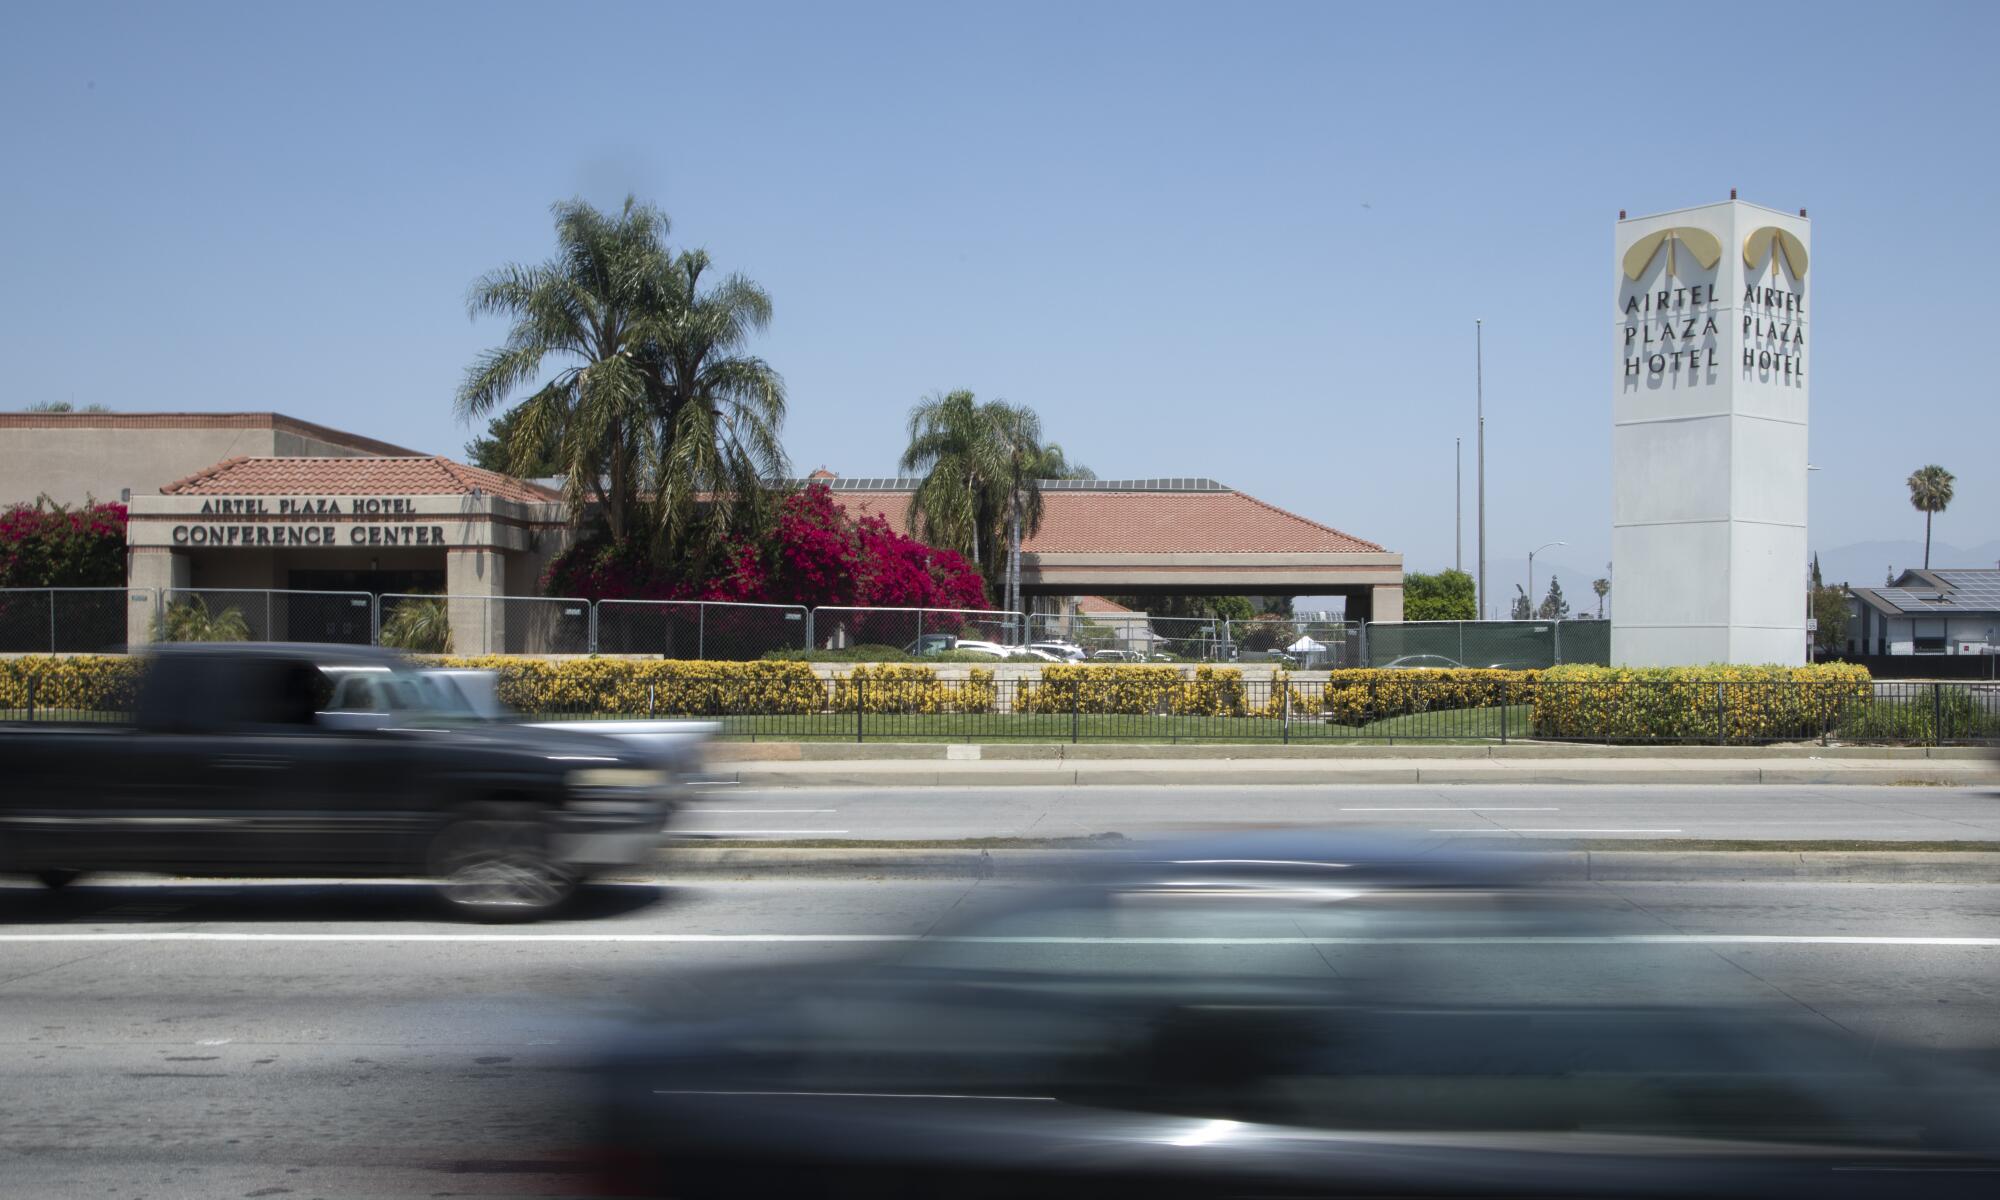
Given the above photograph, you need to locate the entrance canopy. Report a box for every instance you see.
[822,476,1404,620]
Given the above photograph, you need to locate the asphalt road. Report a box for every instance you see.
[3,872,1999,1198]
[674,782,2000,842]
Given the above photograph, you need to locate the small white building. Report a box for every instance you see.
[1847,569,2000,657]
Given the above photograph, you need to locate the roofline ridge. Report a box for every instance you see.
[161,454,250,495]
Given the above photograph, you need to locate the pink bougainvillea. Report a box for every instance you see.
[0,499,127,588]
[540,483,987,611]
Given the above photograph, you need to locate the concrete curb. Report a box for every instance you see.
[712,761,2000,789]
[709,742,1997,763]
[648,847,2000,884]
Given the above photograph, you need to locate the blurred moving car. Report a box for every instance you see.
[1027,641,1087,662]
[412,667,714,790]
[0,643,694,919]
[1381,653,1466,670]
[587,833,2000,1197]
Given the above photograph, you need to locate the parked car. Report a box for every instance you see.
[1088,648,1142,662]
[1381,654,1466,670]
[1027,641,1087,662]
[904,634,960,656]
[0,643,692,919]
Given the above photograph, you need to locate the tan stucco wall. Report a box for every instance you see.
[1,420,418,507]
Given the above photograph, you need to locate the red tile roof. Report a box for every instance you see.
[160,456,559,503]
[835,489,1384,555]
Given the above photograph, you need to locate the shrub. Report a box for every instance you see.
[155,597,251,642]
[831,664,997,714]
[0,654,144,714]
[434,656,826,716]
[1316,669,1535,725]
[378,595,452,653]
[1532,663,1872,743]
[1016,665,1250,716]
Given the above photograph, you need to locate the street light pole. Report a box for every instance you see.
[1528,540,1567,618]
[1476,320,1486,621]
[1454,436,1462,573]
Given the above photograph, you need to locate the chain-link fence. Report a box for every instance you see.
[808,607,1028,654]
[0,587,152,653]
[159,588,375,646]
[1364,620,1610,669]
[595,599,809,659]
[379,593,593,655]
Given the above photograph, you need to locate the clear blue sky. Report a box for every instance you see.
[4,1,1993,601]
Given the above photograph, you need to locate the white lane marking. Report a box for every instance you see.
[1432,824,1680,836]
[686,809,837,814]
[1,933,1994,946]
[1341,807,1560,812]
[654,1089,1056,1102]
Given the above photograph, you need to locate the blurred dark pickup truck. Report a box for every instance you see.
[0,643,707,919]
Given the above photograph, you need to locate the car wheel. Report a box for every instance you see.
[429,812,576,922]
[35,869,83,890]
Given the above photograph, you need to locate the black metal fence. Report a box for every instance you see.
[9,665,1996,746]
[528,677,2000,746]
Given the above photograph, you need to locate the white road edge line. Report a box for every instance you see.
[689,809,837,814]
[1,933,1994,946]
[1432,824,1680,836]
[1342,807,1560,812]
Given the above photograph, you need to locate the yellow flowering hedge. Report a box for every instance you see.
[1316,668,1536,725]
[433,656,825,716]
[1016,665,1250,716]
[0,655,143,713]
[830,664,997,714]
[1531,663,1872,742]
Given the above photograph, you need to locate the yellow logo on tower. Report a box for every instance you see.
[1621,227,1722,281]
[1742,226,1809,279]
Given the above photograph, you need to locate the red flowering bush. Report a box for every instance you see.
[540,484,985,610]
[0,499,127,588]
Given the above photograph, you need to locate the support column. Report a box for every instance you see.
[127,548,189,648]
[446,548,507,656]
[1370,584,1404,624]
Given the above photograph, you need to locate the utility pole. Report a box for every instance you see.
[1455,437,1462,573]
[1476,319,1487,621]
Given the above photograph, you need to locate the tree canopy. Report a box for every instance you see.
[1403,569,1476,621]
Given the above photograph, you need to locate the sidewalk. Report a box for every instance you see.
[707,743,1999,788]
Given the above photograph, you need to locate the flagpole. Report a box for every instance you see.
[1476,319,1486,621]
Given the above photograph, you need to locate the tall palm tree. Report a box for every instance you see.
[1592,577,1610,619]
[901,390,1010,578]
[457,197,674,542]
[1906,465,1955,569]
[648,249,788,572]
[999,430,1093,621]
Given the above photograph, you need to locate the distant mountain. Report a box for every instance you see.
[1815,539,2000,589]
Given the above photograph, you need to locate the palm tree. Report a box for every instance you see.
[1592,577,1610,619]
[901,393,1090,616]
[1906,464,1955,569]
[999,429,1092,621]
[647,249,787,572]
[901,390,1010,579]
[457,197,676,543]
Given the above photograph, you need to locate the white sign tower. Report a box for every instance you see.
[1612,197,1811,666]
